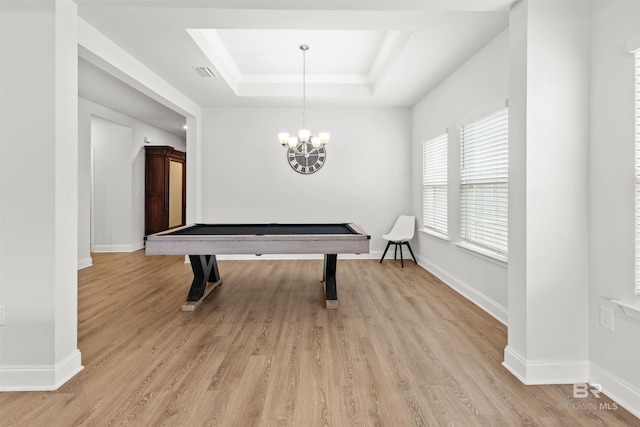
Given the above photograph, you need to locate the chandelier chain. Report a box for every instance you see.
[302,45,306,130]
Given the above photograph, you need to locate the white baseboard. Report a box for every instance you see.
[416,255,508,325]
[93,244,132,253]
[0,350,83,391]
[502,350,640,419]
[590,362,640,419]
[502,346,589,385]
[93,241,144,253]
[77,257,93,270]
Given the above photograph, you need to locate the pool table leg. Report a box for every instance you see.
[182,255,222,311]
[323,254,338,309]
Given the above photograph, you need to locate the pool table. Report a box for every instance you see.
[145,223,370,311]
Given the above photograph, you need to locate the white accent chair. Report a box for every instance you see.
[379,215,417,268]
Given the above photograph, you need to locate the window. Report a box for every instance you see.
[459,106,509,256]
[634,49,640,296]
[422,133,448,236]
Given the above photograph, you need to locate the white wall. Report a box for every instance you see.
[411,30,510,323]
[92,117,134,251]
[0,6,200,392]
[589,0,640,415]
[78,97,186,263]
[77,15,200,267]
[201,107,411,257]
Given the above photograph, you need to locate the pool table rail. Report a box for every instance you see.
[145,223,370,256]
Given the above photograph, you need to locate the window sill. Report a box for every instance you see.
[419,228,450,243]
[612,299,640,321]
[455,240,508,266]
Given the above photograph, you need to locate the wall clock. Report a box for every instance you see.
[287,142,326,174]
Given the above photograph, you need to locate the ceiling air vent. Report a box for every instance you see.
[193,66,216,78]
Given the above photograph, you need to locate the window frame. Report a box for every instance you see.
[458,105,509,260]
[613,42,640,317]
[634,48,640,298]
[422,132,449,239]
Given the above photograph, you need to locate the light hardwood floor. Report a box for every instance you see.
[0,251,637,426]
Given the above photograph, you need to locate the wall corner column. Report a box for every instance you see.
[0,0,83,390]
[505,0,590,385]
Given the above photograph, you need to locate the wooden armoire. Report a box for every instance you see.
[145,146,186,235]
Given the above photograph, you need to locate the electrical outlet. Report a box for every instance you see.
[600,306,614,331]
[0,305,5,326]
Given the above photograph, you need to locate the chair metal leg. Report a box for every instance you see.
[382,240,415,268]
[380,241,392,263]
[406,242,417,264]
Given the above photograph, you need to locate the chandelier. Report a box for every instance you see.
[278,45,330,152]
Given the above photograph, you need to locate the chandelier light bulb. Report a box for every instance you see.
[288,136,298,148]
[298,129,311,142]
[278,133,290,146]
[318,133,330,145]
[311,137,321,148]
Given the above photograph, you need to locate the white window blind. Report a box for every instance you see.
[422,133,448,235]
[634,50,640,295]
[460,106,509,255]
